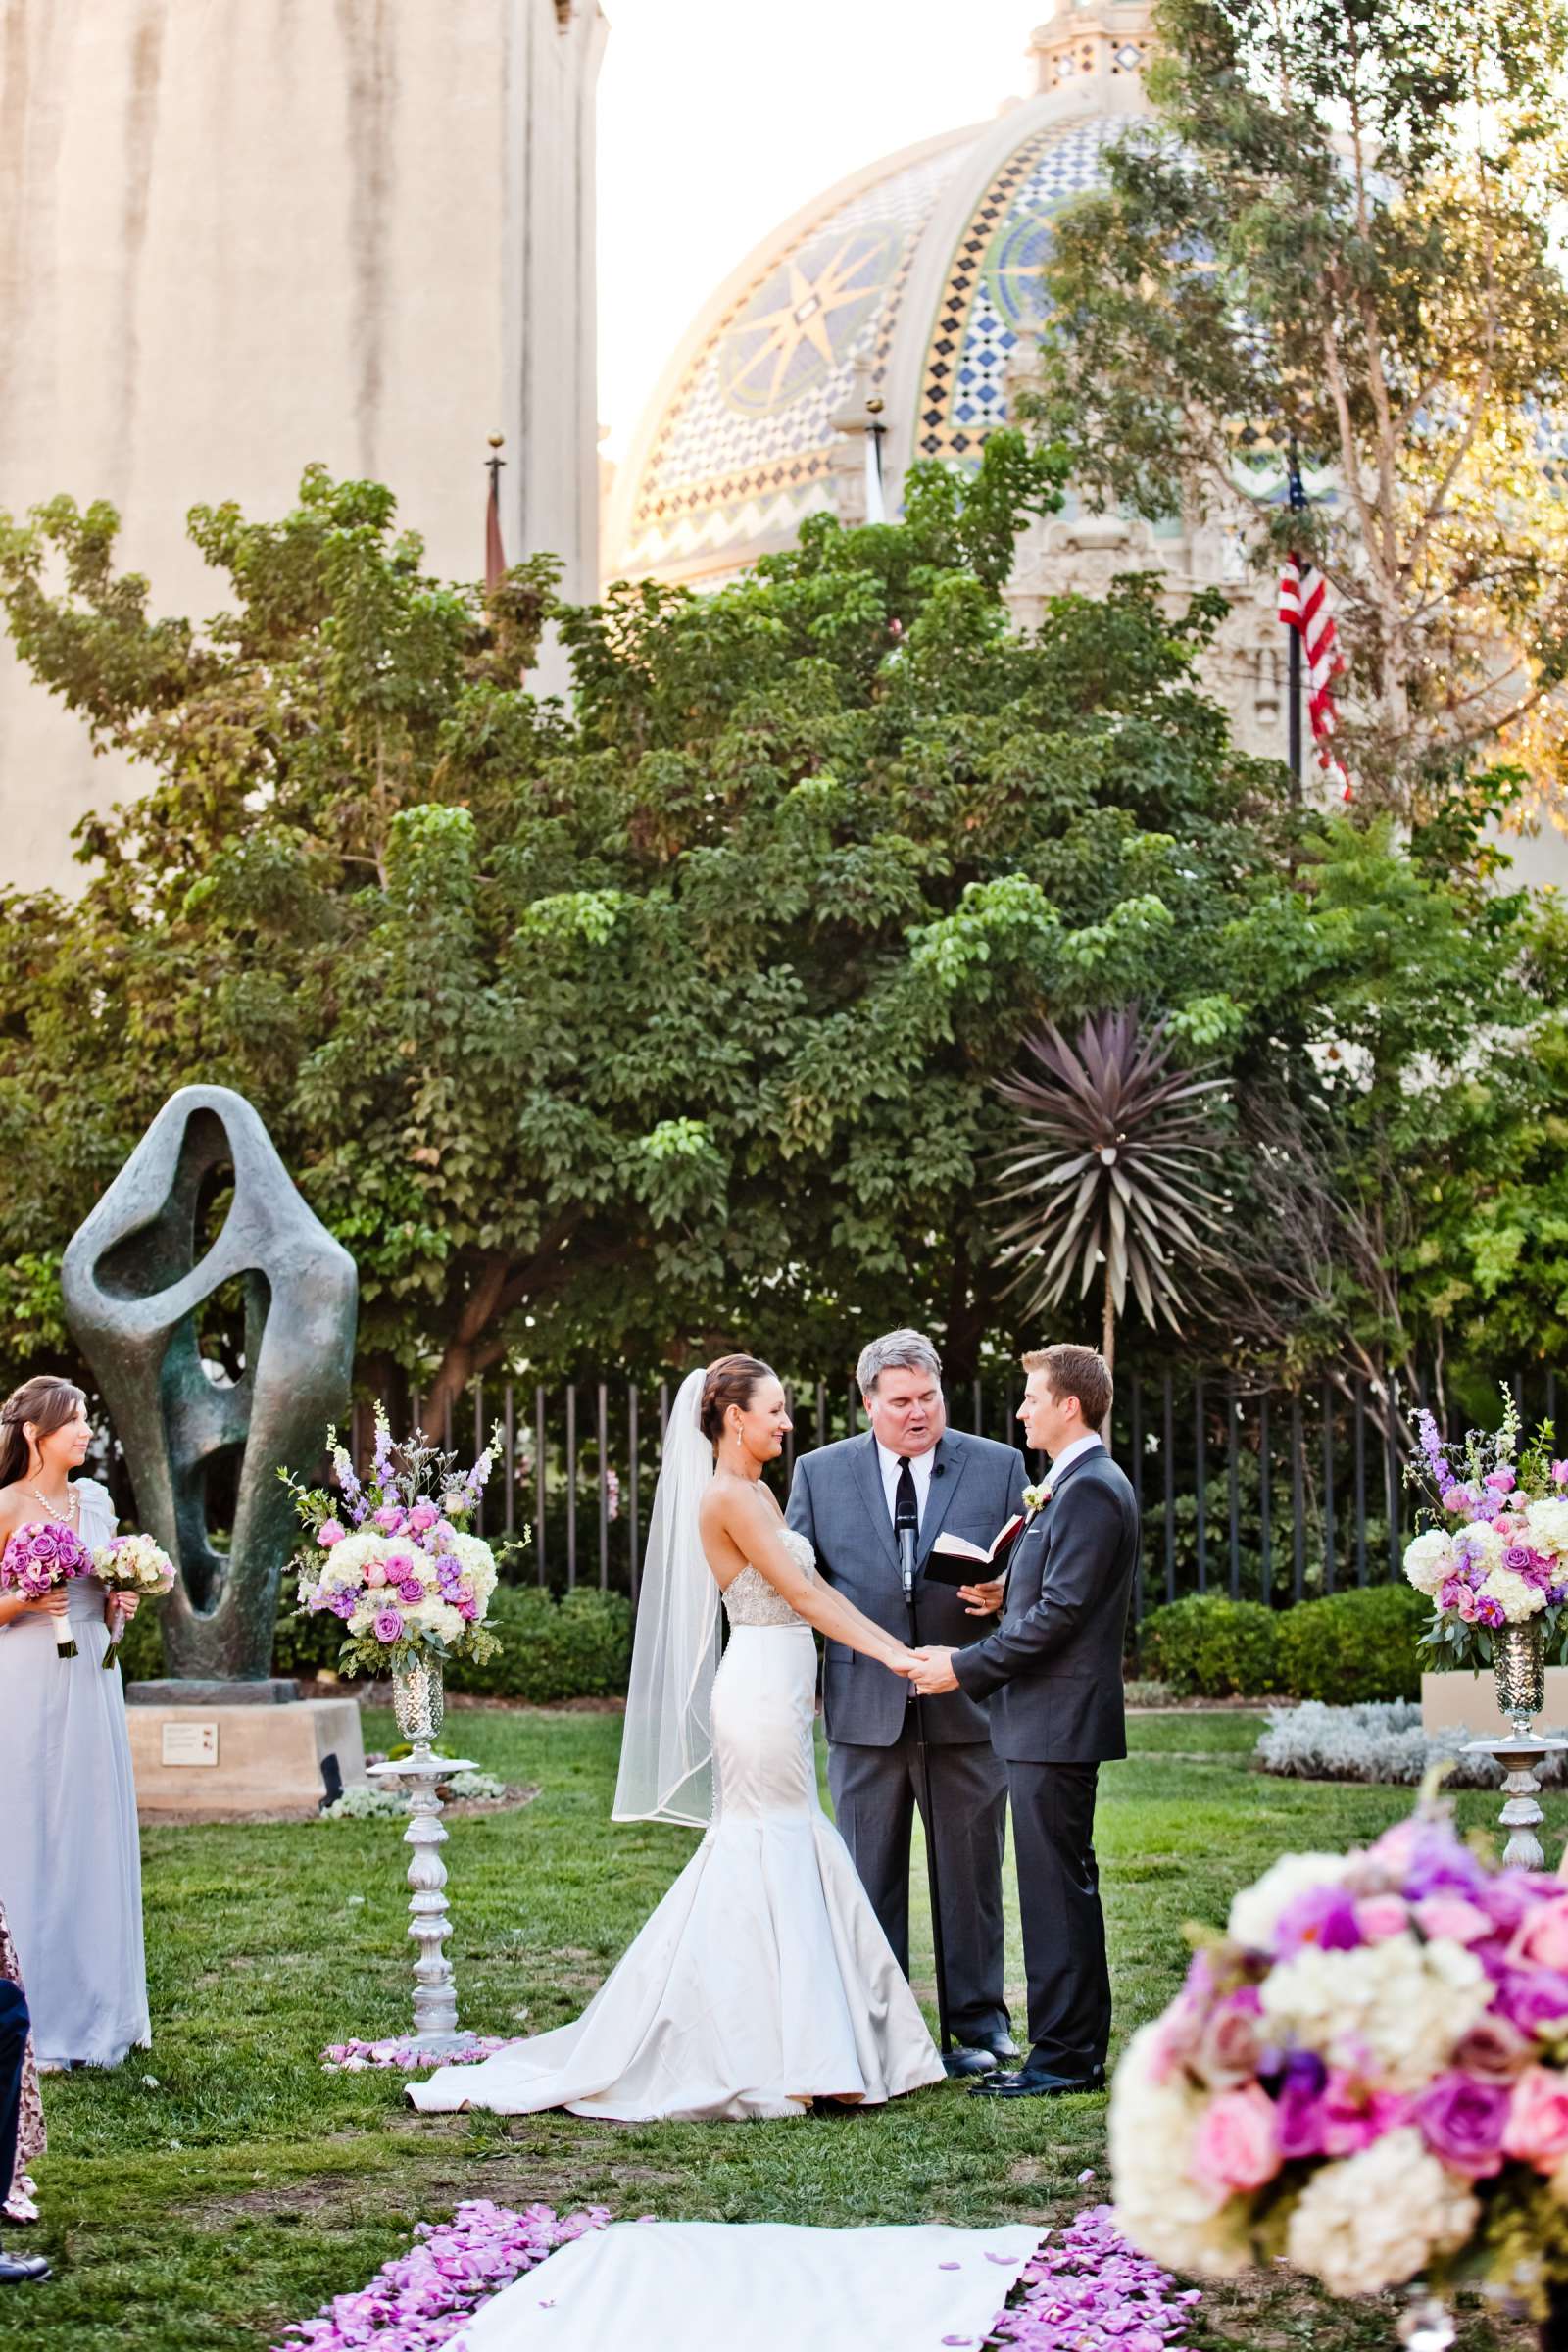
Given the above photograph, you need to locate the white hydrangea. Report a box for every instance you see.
[1259,1933,1490,2092]
[1109,2022,1251,2278]
[1402,1528,1456,1596]
[323,1531,386,1583]
[1284,2130,1478,2296]
[447,1532,498,1609]
[1484,1566,1547,1623]
[1457,1521,1505,1573]
[1528,1498,1568,1559]
[1227,1853,1352,1953]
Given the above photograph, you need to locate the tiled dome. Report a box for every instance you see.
[605,4,1158,587]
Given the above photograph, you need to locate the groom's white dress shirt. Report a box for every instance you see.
[1044,1435,1103,1486]
[876,1438,935,1531]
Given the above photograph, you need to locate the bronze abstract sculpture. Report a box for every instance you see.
[61,1087,357,1683]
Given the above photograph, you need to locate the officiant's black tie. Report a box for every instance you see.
[894,1456,919,1553]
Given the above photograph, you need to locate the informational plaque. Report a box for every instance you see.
[161,1721,219,1767]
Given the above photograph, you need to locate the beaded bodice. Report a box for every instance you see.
[721,1526,818,1628]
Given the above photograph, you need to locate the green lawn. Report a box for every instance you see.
[4,1707,1549,2352]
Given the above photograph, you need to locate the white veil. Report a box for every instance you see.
[612,1368,720,1828]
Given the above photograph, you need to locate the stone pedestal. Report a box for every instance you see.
[1422,1668,1568,1742]
[124,1695,368,1816]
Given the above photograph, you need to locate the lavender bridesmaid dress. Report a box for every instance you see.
[0,1478,149,2067]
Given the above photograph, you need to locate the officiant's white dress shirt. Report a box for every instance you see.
[876,1438,935,1531]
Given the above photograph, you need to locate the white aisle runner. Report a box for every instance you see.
[458,2220,1042,2352]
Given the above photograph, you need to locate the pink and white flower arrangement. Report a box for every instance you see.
[0,1520,94,1658]
[283,1407,504,1679]
[92,1532,176,1670]
[1402,1387,1568,1669]
[1110,1807,1568,2303]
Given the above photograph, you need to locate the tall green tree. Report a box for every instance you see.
[1024,0,1568,808]
[0,446,1304,1410]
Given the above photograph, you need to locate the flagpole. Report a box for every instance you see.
[1286,440,1305,805]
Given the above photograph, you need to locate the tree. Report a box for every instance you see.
[1024,0,1568,810]
[0,446,1305,1412]
[989,1010,1229,1370]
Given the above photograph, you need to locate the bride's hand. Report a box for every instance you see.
[887,1645,920,1677]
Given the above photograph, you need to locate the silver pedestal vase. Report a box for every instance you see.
[368,1653,483,2058]
[1463,1623,1565,1870]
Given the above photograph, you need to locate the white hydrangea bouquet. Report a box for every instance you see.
[281,1409,503,1678]
[1111,1807,1568,2307]
[1401,1388,1568,1668]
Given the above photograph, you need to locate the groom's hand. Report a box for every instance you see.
[909,1645,960,1694]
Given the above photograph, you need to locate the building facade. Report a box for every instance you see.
[0,0,604,894]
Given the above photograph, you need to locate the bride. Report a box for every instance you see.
[409,1353,946,2122]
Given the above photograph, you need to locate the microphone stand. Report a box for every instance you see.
[901,1521,954,2060]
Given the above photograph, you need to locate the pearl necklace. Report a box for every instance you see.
[26,1482,78,1529]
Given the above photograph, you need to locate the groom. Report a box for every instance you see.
[910,1344,1139,2099]
[786,1329,1025,2076]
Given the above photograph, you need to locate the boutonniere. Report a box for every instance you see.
[1022,1482,1053,1517]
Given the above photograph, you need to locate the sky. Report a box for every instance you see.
[595,0,1046,458]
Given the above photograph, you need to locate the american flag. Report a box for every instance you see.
[1279,554,1351,800]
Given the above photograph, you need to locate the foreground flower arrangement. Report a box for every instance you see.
[1403,1390,1568,1667]
[284,1410,504,1679]
[276,2199,1199,2352]
[319,2035,509,2073]
[1111,1807,1568,2303]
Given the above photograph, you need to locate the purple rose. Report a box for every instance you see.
[1273,1884,1363,1954]
[397,1578,423,1606]
[1269,2051,1329,2158]
[1414,2072,1512,2177]
[318,1520,346,1548]
[372,1608,405,1643]
[27,1527,60,1566]
[458,1597,478,1621]
[1504,1545,1536,1571]
[1495,1966,1568,2036]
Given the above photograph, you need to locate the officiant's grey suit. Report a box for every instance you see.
[954,1442,1139,2078]
[786,1427,1026,2050]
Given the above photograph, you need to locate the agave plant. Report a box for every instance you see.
[990,1009,1230,1371]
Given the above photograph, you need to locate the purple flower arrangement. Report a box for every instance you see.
[320,2036,508,2073]
[1401,1388,1568,1670]
[273,2200,1199,2352]
[0,1520,94,1659]
[1111,1806,1568,2302]
[282,1407,511,1680]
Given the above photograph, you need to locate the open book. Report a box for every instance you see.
[923,1512,1026,1589]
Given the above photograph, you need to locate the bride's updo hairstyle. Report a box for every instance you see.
[699,1354,775,1446]
[0,1376,87,1487]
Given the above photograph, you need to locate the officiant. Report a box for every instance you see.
[785,1330,1026,2076]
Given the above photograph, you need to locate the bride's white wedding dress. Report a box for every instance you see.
[409,1529,945,2122]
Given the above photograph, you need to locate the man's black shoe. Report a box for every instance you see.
[988,2033,1021,2062]
[810,2093,870,2116]
[0,2246,51,2285]
[942,2044,998,2079]
[970,2055,1106,2099]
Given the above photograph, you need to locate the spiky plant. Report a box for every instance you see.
[990,1009,1230,1373]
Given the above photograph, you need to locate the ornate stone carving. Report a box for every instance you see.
[61,1086,357,1682]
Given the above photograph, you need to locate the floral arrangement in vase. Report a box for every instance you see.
[1110,1806,1568,2312]
[283,1410,504,1682]
[1402,1390,1568,1696]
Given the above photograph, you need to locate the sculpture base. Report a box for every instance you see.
[1422,1669,1568,1742]
[125,1696,368,1816]
[125,1677,302,1707]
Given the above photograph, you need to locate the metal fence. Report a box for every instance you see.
[351,1365,1562,1623]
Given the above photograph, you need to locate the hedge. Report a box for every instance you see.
[1138,1585,1432,1704]
[114,1581,633,1705]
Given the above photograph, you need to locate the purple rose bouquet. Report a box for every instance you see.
[0,1520,95,1659]
[1402,1386,1568,1670]
[281,1406,516,1679]
[1111,1806,1568,2308]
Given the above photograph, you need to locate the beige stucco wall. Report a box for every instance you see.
[0,0,604,895]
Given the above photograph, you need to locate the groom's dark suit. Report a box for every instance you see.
[786,1427,1025,2051]
[953,1442,1138,2077]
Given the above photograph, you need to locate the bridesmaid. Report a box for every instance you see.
[0,1903,41,2228]
[0,1378,149,2068]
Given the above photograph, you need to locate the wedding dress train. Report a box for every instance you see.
[409,1532,944,2122]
